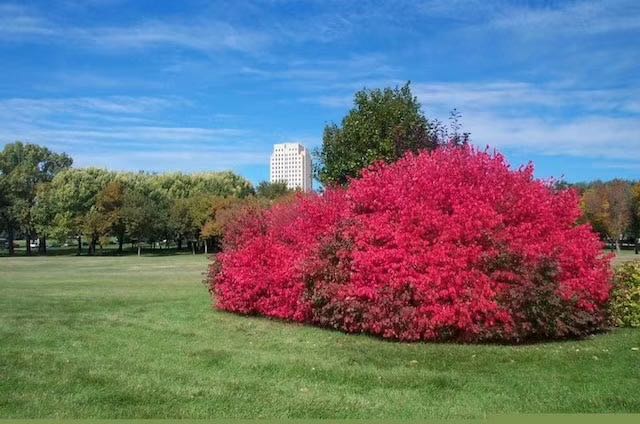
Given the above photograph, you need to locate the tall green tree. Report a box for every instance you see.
[0,142,72,255]
[314,82,439,186]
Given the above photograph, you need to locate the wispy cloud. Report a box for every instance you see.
[0,93,263,171]
[417,82,640,160]
[0,3,54,37]
[488,0,640,36]
[462,112,640,160]
[411,82,640,115]
[80,21,270,53]
[0,4,270,54]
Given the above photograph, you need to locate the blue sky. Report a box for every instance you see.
[0,0,639,185]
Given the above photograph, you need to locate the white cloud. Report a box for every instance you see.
[457,112,640,160]
[81,21,270,53]
[412,82,640,115]
[0,5,270,54]
[0,96,177,117]
[0,4,54,37]
[0,93,259,172]
[488,0,640,36]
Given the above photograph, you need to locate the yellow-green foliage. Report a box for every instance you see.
[611,260,640,327]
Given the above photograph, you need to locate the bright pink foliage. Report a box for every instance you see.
[208,146,613,342]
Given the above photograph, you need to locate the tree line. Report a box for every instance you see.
[2,82,637,256]
[0,141,291,256]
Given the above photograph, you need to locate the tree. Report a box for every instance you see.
[95,181,127,253]
[43,168,113,255]
[122,188,165,256]
[630,183,640,254]
[582,180,633,252]
[153,171,255,199]
[255,181,292,200]
[200,196,249,253]
[314,82,439,186]
[0,142,72,255]
[0,175,10,250]
[169,194,212,254]
[82,206,111,255]
[31,182,56,254]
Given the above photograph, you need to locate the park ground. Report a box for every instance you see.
[0,253,639,418]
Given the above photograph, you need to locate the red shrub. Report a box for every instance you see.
[208,146,613,342]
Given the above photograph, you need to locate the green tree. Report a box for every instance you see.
[122,189,157,256]
[43,168,113,254]
[256,181,292,200]
[0,142,72,255]
[31,182,56,254]
[314,82,439,186]
[169,194,212,254]
[82,206,111,255]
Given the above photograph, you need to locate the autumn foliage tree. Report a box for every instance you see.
[208,146,612,343]
[581,180,634,252]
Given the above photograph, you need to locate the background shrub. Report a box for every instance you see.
[611,261,640,327]
[208,146,613,343]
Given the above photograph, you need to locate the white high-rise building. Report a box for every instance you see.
[270,143,313,192]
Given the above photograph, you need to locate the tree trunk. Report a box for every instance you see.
[615,239,621,253]
[191,241,195,255]
[204,239,208,254]
[7,226,14,255]
[137,242,141,257]
[38,236,47,254]
[89,236,97,256]
[26,237,31,256]
[177,238,183,251]
[77,235,82,255]
[117,235,124,254]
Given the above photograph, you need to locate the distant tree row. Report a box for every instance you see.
[0,141,292,256]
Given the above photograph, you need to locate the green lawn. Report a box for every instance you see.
[613,249,639,265]
[1,255,639,419]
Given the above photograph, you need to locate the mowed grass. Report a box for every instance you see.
[1,254,639,419]
[613,249,639,265]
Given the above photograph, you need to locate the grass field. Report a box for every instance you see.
[1,254,639,418]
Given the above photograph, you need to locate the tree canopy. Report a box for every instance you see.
[0,142,73,254]
[314,82,439,186]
